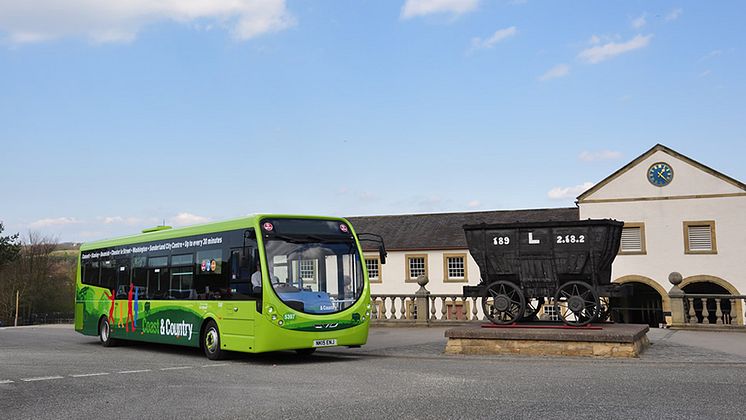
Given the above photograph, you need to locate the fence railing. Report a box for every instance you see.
[372,273,746,329]
[371,294,488,323]
[670,293,745,327]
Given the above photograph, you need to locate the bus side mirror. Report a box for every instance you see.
[379,245,387,265]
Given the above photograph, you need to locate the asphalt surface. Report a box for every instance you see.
[1,325,746,419]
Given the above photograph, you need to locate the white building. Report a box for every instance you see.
[349,144,745,326]
[578,144,746,325]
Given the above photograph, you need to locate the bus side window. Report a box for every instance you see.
[83,259,99,286]
[229,248,254,299]
[115,256,131,299]
[195,248,227,299]
[100,258,116,292]
[132,256,147,299]
[147,256,169,300]
[170,253,195,300]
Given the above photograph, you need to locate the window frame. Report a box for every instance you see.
[365,255,382,283]
[683,221,717,255]
[405,254,429,283]
[297,259,318,283]
[618,222,647,255]
[443,253,468,282]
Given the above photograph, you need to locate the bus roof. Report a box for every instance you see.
[79,214,349,251]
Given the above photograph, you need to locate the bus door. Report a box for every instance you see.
[218,235,257,349]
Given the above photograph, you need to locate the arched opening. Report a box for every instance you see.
[610,279,665,327]
[680,275,742,325]
[682,282,733,324]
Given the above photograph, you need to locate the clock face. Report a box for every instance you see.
[647,162,674,187]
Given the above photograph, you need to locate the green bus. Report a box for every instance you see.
[75,215,385,359]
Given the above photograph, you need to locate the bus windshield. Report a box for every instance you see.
[263,237,364,315]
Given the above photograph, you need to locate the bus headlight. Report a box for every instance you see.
[271,314,277,321]
[268,306,275,313]
[365,311,370,317]
[278,320,284,326]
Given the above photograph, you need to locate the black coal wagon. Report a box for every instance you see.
[462,219,623,326]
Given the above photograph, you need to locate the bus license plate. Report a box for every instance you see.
[313,339,337,347]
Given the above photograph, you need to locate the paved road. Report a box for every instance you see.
[1,325,746,419]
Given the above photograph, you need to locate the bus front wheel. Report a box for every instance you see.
[202,320,227,360]
[99,317,118,347]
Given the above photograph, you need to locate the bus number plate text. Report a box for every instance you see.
[313,339,337,347]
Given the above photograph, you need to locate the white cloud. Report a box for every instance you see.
[401,0,479,19]
[665,8,683,22]
[169,212,210,227]
[467,200,481,208]
[538,63,570,81]
[578,34,652,64]
[0,0,295,45]
[99,216,149,226]
[470,26,517,50]
[578,150,623,162]
[29,217,81,229]
[700,49,722,61]
[631,13,646,29]
[547,182,595,200]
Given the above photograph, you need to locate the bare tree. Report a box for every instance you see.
[0,232,61,325]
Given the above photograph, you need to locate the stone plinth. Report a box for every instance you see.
[445,324,650,358]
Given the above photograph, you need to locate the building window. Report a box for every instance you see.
[365,256,381,283]
[299,260,318,282]
[684,221,717,254]
[619,223,646,255]
[405,254,428,282]
[542,304,561,321]
[443,253,468,282]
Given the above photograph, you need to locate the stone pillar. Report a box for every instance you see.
[414,275,430,326]
[667,272,687,328]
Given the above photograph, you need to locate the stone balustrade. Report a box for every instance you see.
[372,273,746,329]
[370,294,487,324]
[668,292,746,328]
[666,272,745,329]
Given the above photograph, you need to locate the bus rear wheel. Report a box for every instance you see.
[202,320,227,360]
[99,317,118,347]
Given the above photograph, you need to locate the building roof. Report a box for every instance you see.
[577,143,746,202]
[347,207,579,251]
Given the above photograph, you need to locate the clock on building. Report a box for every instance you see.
[647,162,674,187]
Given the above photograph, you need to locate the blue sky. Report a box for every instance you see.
[1,0,744,242]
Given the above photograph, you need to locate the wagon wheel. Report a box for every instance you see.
[553,281,599,327]
[520,296,543,321]
[482,281,526,325]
